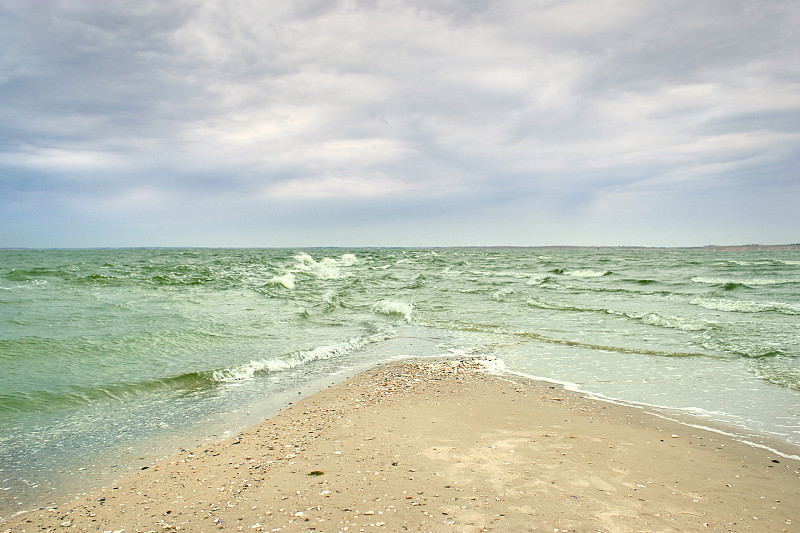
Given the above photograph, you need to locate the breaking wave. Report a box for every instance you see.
[292,253,349,280]
[268,273,296,289]
[371,299,414,321]
[691,276,797,288]
[640,312,710,331]
[212,332,390,382]
[563,269,611,277]
[690,298,800,315]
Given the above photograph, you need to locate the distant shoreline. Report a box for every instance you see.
[472,244,800,251]
[3,244,800,252]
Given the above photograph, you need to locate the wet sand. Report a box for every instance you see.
[3,358,799,532]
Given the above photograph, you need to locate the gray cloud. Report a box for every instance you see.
[1,0,798,247]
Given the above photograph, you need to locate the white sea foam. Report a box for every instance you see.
[268,273,295,289]
[315,258,344,279]
[691,297,800,315]
[292,254,345,279]
[294,253,315,265]
[564,269,609,277]
[371,299,413,321]
[526,297,563,310]
[212,333,386,382]
[640,312,709,331]
[691,276,796,286]
[473,354,507,373]
[340,253,360,266]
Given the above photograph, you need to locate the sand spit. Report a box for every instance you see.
[4,357,799,532]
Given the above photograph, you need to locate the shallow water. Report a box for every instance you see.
[1,247,799,515]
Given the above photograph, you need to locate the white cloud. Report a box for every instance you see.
[0,146,124,172]
[265,175,416,199]
[1,0,799,246]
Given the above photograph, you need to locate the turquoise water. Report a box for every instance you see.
[1,248,799,516]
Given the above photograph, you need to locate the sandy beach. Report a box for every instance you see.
[3,358,799,532]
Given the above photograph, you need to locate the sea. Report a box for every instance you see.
[1,247,799,517]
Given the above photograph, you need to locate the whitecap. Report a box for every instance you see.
[371,299,413,321]
[690,298,800,315]
[563,270,609,277]
[292,254,345,279]
[268,273,295,289]
[339,253,359,266]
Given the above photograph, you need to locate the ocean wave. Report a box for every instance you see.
[701,338,784,359]
[339,253,360,266]
[407,274,426,289]
[268,273,296,289]
[526,298,714,333]
[751,358,800,392]
[492,288,514,301]
[551,282,678,298]
[322,290,344,310]
[427,319,711,359]
[639,312,710,332]
[690,297,800,315]
[371,299,414,321]
[691,276,797,287]
[526,297,568,311]
[526,274,550,285]
[292,254,346,280]
[563,269,611,277]
[526,297,595,313]
[469,270,531,280]
[212,332,390,382]
[441,266,463,275]
[622,278,657,285]
[0,329,396,411]
[0,371,217,413]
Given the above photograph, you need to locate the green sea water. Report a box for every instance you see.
[1,248,799,516]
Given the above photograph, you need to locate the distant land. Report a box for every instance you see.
[473,244,800,251]
[703,244,800,251]
[2,244,800,251]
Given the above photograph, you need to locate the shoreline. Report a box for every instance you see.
[499,369,800,462]
[3,357,799,532]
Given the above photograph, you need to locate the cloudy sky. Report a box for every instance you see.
[1,0,798,247]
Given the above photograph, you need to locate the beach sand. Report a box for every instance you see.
[3,358,799,532]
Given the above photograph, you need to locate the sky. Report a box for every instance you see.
[1,0,799,248]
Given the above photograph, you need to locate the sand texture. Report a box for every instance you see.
[3,358,799,532]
